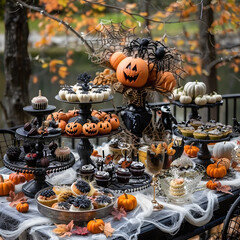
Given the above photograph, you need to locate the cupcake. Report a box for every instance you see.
[189,119,204,130]
[55,146,70,162]
[70,195,93,211]
[103,163,115,178]
[205,120,217,131]
[25,153,38,167]
[37,189,58,207]
[180,126,195,137]
[52,201,71,210]
[94,171,110,187]
[94,195,112,209]
[80,164,95,182]
[57,189,75,202]
[193,128,208,140]
[71,179,91,196]
[6,146,21,161]
[116,168,131,183]
[31,90,48,110]
[130,161,145,177]
[208,128,223,140]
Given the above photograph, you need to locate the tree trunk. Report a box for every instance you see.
[3,0,31,127]
[199,0,217,120]
[199,0,217,92]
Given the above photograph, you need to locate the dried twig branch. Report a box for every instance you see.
[15,0,94,52]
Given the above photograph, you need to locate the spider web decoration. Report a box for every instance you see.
[84,21,136,68]
[123,38,185,81]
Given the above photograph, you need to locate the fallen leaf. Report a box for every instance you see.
[6,191,28,207]
[53,220,74,237]
[111,207,127,221]
[71,226,89,235]
[232,161,238,168]
[99,222,115,238]
[216,184,233,195]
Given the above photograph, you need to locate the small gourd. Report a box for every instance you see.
[97,121,112,135]
[213,91,222,102]
[65,120,82,136]
[16,202,29,213]
[179,92,192,104]
[206,162,227,178]
[104,113,120,130]
[87,218,104,234]
[57,120,67,133]
[154,72,177,93]
[205,94,217,104]
[9,172,26,185]
[117,193,137,211]
[173,87,183,101]
[194,95,207,106]
[82,121,99,137]
[22,171,34,182]
[184,144,200,158]
[214,157,231,170]
[0,175,15,196]
[206,180,219,190]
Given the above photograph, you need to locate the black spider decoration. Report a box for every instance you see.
[123,37,154,58]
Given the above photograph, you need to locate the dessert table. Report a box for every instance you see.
[1,139,240,240]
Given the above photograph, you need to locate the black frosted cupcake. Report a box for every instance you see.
[52,201,71,210]
[94,195,112,208]
[80,164,95,182]
[130,161,145,177]
[71,179,91,196]
[6,146,21,161]
[95,171,110,187]
[116,168,131,183]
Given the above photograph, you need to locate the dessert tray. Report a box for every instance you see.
[36,187,116,223]
[159,163,205,204]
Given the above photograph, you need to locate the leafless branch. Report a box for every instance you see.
[15,0,94,52]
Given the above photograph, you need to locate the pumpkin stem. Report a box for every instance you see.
[94,218,96,223]
[58,109,64,113]
[124,193,128,199]
[0,175,4,183]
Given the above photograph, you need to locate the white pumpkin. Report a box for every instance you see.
[213,91,222,102]
[205,94,217,104]
[184,80,206,99]
[195,95,207,105]
[213,141,236,160]
[173,87,183,101]
[179,92,192,104]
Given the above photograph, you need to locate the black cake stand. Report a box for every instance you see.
[174,128,231,168]
[55,95,121,171]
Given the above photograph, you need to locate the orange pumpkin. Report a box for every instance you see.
[9,172,26,185]
[147,63,157,83]
[82,121,99,136]
[184,144,200,158]
[0,175,15,196]
[16,202,29,213]
[117,193,137,211]
[109,52,126,70]
[104,114,120,130]
[206,180,219,190]
[58,120,67,133]
[91,110,107,120]
[154,71,177,93]
[214,158,231,170]
[66,108,79,120]
[97,121,112,135]
[22,171,34,182]
[65,120,82,136]
[116,57,149,88]
[87,218,104,234]
[206,162,227,178]
[47,109,68,122]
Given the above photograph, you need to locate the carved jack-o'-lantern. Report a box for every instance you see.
[82,121,99,136]
[97,121,112,135]
[116,57,149,88]
[65,120,82,136]
[104,114,120,130]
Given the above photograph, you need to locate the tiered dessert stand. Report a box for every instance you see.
[3,105,75,198]
[55,95,121,171]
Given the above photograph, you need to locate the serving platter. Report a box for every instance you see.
[36,187,116,223]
